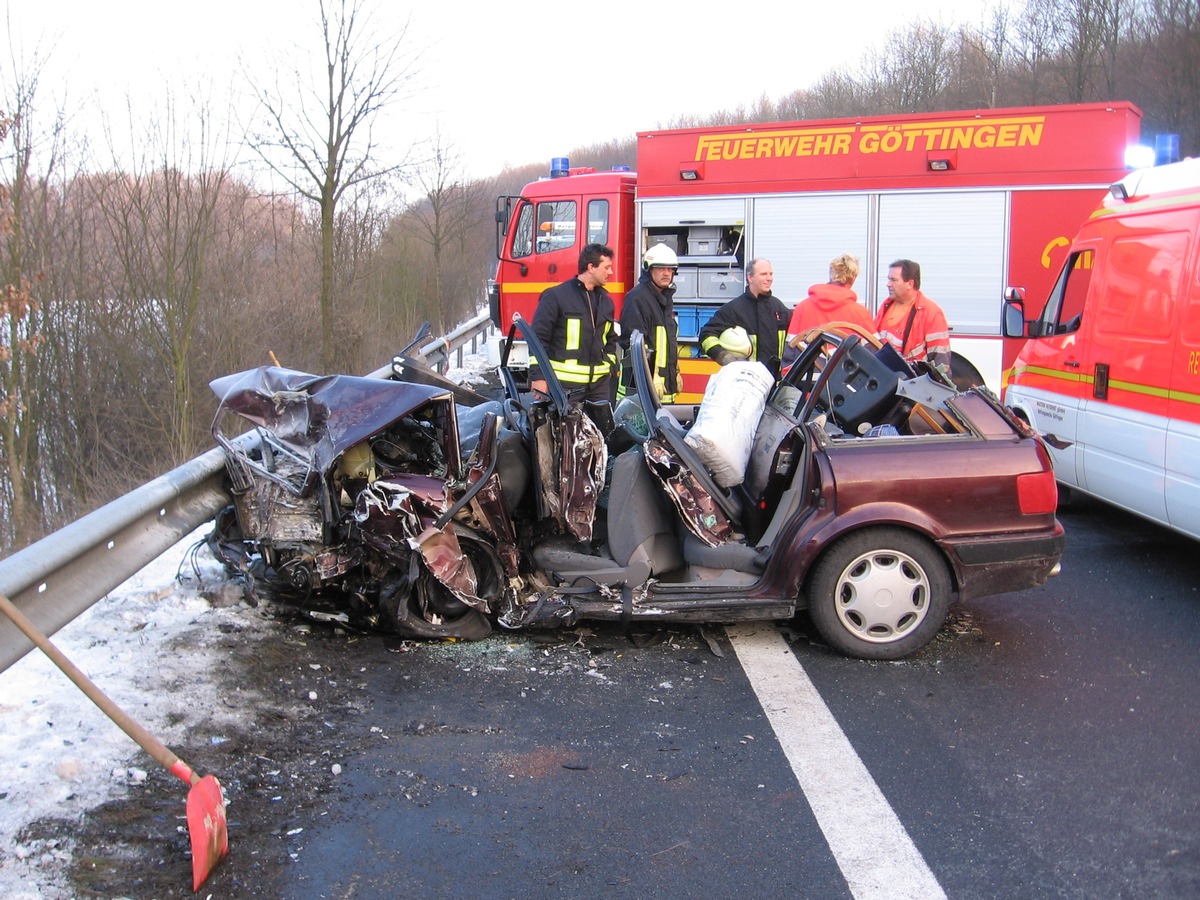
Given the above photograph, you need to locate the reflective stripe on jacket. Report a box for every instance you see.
[698,289,790,377]
[618,277,679,401]
[873,291,951,366]
[529,277,617,385]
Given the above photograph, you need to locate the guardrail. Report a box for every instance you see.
[0,313,494,674]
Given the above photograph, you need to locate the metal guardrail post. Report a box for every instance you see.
[0,314,494,674]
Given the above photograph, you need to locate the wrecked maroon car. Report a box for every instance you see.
[207,321,1063,660]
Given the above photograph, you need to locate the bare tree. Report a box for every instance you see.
[957,4,1017,108]
[0,110,40,549]
[90,90,232,465]
[854,20,955,112]
[405,132,490,334]
[1128,0,1200,153]
[802,70,871,118]
[1013,0,1127,102]
[246,0,418,372]
[0,42,72,551]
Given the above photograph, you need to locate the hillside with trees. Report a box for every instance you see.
[2,0,1197,553]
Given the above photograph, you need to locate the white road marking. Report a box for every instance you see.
[726,623,947,900]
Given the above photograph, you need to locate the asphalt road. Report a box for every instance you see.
[267,493,1200,900]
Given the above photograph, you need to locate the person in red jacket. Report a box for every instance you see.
[874,258,951,369]
[786,253,873,345]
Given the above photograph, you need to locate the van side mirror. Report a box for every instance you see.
[1002,290,1027,338]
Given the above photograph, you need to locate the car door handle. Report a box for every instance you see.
[1064,360,1081,368]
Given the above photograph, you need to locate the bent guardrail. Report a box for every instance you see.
[0,313,493,674]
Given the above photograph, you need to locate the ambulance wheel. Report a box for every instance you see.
[807,527,951,660]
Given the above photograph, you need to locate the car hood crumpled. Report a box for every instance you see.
[209,366,455,477]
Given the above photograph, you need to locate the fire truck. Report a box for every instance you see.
[488,102,1143,402]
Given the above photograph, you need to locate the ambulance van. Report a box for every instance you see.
[1003,156,1200,539]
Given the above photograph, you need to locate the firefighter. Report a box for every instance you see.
[530,243,619,404]
[874,258,951,370]
[619,242,680,401]
[699,258,790,378]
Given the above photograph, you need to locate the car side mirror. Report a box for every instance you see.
[1002,292,1027,338]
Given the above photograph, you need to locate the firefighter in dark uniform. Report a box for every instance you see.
[530,243,619,404]
[618,242,680,402]
[699,257,790,379]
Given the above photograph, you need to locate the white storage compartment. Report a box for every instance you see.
[673,267,699,299]
[687,225,724,256]
[699,269,743,299]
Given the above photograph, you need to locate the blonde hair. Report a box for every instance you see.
[829,253,860,286]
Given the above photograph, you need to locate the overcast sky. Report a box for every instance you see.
[6,0,990,181]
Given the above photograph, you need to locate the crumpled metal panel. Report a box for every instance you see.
[353,479,430,554]
[352,479,489,612]
[533,419,561,525]
[530,405,607,544]
[461,421,521,577]
[210,366,459,480]
[313,546,362,582]
[643,438,733,547]
[412,525,484,610]
[558,408,607,543]
[231,456,324,545]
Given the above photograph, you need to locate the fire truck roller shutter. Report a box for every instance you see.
[752,194,872,308]
[876,191,1007,387]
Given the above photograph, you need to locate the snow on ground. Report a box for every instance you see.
[0,346,496,899]
[0,528,250,899]
[443,344,495,389]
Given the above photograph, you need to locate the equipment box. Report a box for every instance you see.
[676,305,717,341]
[673,267,698,298]
[699,269,743,299]
[648,234,680,254]
[686,226,724,256]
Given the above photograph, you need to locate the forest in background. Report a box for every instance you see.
[2,0,1198,553]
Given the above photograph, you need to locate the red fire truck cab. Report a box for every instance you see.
[489,103,1143,403]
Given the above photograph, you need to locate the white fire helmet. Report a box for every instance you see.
[643,242,679,269]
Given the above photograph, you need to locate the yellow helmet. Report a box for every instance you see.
[718,326,752,358]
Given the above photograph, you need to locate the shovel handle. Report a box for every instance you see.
[0,592,197,787]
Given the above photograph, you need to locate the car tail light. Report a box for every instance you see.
[1016,440,1059,516]
[1017,470,1058,515]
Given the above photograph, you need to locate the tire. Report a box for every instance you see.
[378,567,492,640]
[807,527,952,660]
[378,535,500,641]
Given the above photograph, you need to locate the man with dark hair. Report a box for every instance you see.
[530,243,619,403]
[874,258,951,370]
[699,258,790,379]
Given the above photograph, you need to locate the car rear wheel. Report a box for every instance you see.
[807,527,952,660]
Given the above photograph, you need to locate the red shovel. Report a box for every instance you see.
[0,592,228,891]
